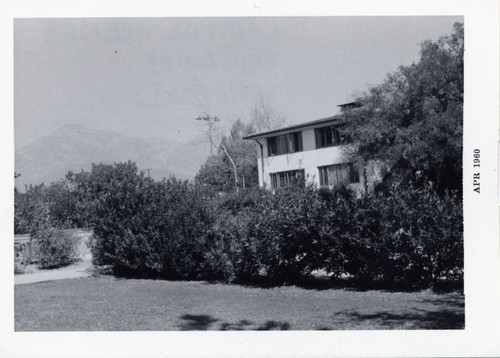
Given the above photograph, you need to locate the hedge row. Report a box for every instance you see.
[86,163,463,289]
[208,185,463,288]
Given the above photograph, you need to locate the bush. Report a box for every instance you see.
[204,210,260,282]
[14,242,31,268]
[27,227,81,269]
[214,187,272,214]
[240,183,462,289]
[205,185,358,285]
[87,163,217,280]
[315,186,358,278]
[338,186,463,288]
[14,184,51,235]
[85,161,463,289]
[244,186,327,284]
[15,180,87,235]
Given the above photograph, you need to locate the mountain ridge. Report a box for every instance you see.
[15,124,210,190]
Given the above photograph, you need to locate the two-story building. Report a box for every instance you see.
[243,103,382,194]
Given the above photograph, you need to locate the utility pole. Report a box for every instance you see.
[195,113,220,156]
[145,168,151,178]
[195,114,240,193]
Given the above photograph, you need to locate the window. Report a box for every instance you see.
[270,169,305,189]
[315,125,350,148]
[267,132,303,156]
[318,163,359,187]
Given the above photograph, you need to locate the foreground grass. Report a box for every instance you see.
[15,276,464,331]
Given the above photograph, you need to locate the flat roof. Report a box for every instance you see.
[243,114,344,140]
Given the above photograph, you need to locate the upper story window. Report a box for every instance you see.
[267,132,303,156]
[315,125,350,148]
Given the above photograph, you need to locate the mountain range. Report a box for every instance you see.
[15,124,210,190]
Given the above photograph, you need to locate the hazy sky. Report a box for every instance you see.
[14,16,462,148]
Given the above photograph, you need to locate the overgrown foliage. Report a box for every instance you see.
[343,22,463,195]
[14,176,85,270]
[195,119,259,193]
[17,227,81,269]
[339,187,463,288]
[246,186,325,283]
[15,179,87,234]
[15,160,462,288]
[79,161,462,288]
[226,184,462,288]
[15,184,49,234]
[82,162,217,279]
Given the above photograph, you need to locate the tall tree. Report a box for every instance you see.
[195,119,258,192]
[342,23,463,194]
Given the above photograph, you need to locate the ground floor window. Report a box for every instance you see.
[318,163,359,187]
[270,169,305,189]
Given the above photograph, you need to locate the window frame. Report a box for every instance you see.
[267,131,303,156]
[314,124,349,149]
[270,169,305,189]
[318,163,359,187]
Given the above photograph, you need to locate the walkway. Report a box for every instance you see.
[15,231,93,285]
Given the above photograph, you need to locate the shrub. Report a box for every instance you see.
[339,186,463,288]
[315,186,358,278]
[204,210,260,282]
[158,179,217,280]
[14,242,31,268]
[27,227,81,269]
[245,186,327,284]
[214,187,272,214]
[14,184,51,235]
[87,163,218,280]
[84,161,463,289]
[15,180,86,235]
[14,262,26,274]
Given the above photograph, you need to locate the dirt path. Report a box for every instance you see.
[15,231,93,285]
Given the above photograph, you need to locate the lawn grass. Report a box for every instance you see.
[15,276,464,331]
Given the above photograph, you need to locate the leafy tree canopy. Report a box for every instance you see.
[195,119,259,192]
[343,23,463,194]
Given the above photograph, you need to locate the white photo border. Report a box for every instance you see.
[1,0,499,357]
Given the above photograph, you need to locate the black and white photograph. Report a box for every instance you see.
[1,1,499,357]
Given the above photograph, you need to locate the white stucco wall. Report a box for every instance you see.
[256,127,367,193]
[250,122,388,195]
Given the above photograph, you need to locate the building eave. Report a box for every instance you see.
[243,114,345,140]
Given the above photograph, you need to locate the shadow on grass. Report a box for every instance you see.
[179,314,219,330]
[257,320,290,331]
[219,275,463,294]
[326,291,465,329]
[331,308,464,329]
[178,314,291,331]
[418,295,465,308]
[220,319,253,331]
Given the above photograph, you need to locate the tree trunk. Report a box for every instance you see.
[219,143,239,193]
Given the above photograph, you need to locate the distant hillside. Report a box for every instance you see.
[15,124,210,190]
